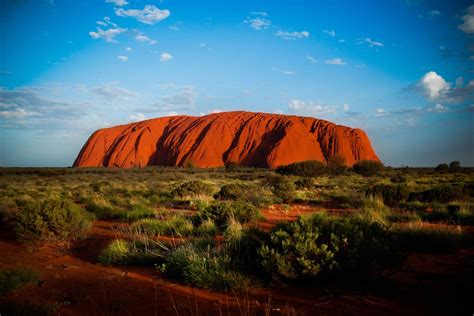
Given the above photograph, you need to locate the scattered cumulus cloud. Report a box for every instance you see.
[148,86,197,111]
[244,12,271,30]
[116,5,170,25]
[117,55,128,62]
[307,55,317,64]
[419,71,450,99]
[419,10,441,18]
[325,58,347,65]
[160,52,173,62]
[135,33,157,45]
[91,83,137,100]
[105,0,128,6]
[459,5,474,33]
[275,30,309,40]
[272,67,295,75]
[125,47,132,52]
[323,30,336,37]
[357,37,384,47]
[89,27,126,43]
[289,99,337,116]
[128,113,147,121]
[168,21,183,31]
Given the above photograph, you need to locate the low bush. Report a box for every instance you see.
[258,214,398,281]
[194,219,218,237]
[215,183,274,207]
[271,176,296,203]
[122,203,155,222]
[366,184,410,207]
[408,186,466,203]
[353,160,384,177]
[170,181,214,198]
[10,198,91,242]
[294,177,314,190]
[392,223,471,253]
[326,154,347,175]
[198,201,260,226]
[0,267,39,295]
[276,160,326,177]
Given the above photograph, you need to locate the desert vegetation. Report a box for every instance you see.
[0,164,472,314]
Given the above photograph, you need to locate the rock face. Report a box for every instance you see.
[73,111,380,168]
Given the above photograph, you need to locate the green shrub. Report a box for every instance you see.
[161,242,248,290]
[276,160,326,177]
[326,154,347,175]
[215,183,274,207]
[0,267,39,295]
[366,184,410,207]
[353,160,384,176]
[170,181,214,198]
[258,214,397,281]
[449,161,461,171]
[435,163,449,172]
[393,224,470,253]
[224,161,239,172]
[198,201,260,226]
[294,177,314,190]
[408,186,466,203]
[10,198,91,242]
[271,177,296,203]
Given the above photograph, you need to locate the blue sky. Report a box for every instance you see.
[0,0,473,167]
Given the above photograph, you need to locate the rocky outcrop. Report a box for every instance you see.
[73,111,380,168]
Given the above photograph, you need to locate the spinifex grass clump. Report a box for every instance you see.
[99,239,166,266]
[8,198,92,242]
[131,215,194,237]
[160,240,249,291]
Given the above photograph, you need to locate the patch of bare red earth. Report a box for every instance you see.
[1,207,473,315]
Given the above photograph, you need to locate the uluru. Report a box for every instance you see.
[73,111,380,168]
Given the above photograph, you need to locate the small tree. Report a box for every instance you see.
[449,161,461,171]
[435,163,449,172]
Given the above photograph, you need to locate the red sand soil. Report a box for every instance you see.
[1,208,473,315]
[73,111,380,168]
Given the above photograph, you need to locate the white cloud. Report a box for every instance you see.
[288,99,337,116]
[456,77,464,87]
[323,30,336,37]
[419,71,450,99]
[244,15,271,30]
[200,109,222,115]
[459,5,474,33]
[375,108,388,117]
[249,11,268,16]
[168,21,183,31]
[273,67,295,75]
[199,42,206,48]
[358,37,384,47]
[275,30,309,40]
[89,27,126,43]
[91,83,137,100]
[0,106,40,119]
[135,33,157,45]
[148,86,197,111]
[129,113,147,121]
[343,103,349,112]
[427,103,448,112]
[116,5,170,25]
[160,52,173,62]
[117,55,128,62]
[325,58,347,65]
[125,47,132,52]
[307,55,317,64]
[105,0,128,6]
[338,39,345,43]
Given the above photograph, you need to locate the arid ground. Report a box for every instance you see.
[0,165,473,315]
